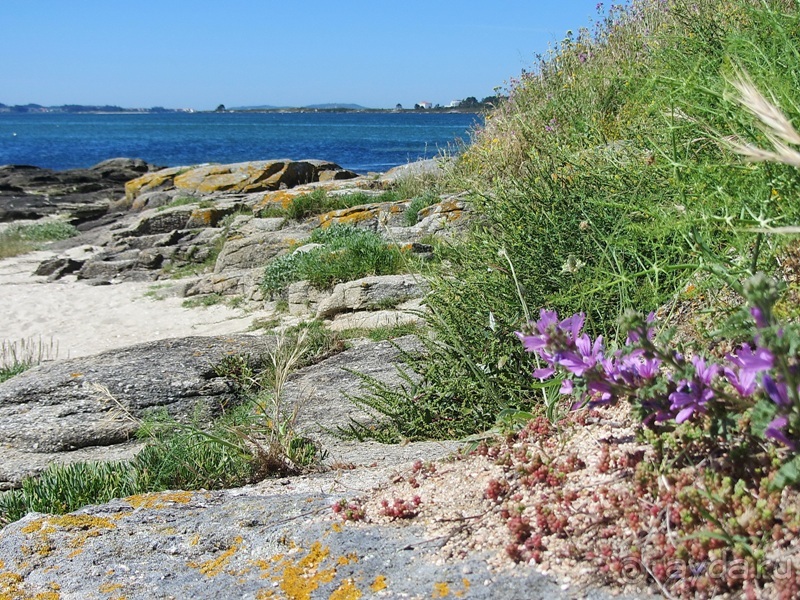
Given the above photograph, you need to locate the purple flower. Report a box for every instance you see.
[765,415,796,450]
[532,366,555,380]
[669,382,715,423]
[763,374,791,408]
[726,344,774,374]
[751,306,769,329]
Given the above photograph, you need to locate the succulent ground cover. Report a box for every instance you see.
[336,404,799,598]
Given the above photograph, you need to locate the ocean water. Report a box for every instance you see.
[0,112,480,174]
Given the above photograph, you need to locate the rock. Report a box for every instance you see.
[0,159,161,223]
[282,335,422,443]
[327,299,426,332]
[287,280,327,315]
[379,157,447,182]
[0,480,614,600]
[316,275,428,319]
[0,335,271,488]
[317,200,408,230]
[32,256,83,279]
[213,226,304,273]
[125,160,358,204]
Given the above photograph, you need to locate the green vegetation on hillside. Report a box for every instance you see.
[372,0,800,440]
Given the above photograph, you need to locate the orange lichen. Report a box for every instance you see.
[369,575,388,592]
[124,491,193,510]
[0,568,61,600]
[99,582,123,594]
[188,536,243,578]
[335,553,358,566]
[328,578,361,600]
[432,581,450,598]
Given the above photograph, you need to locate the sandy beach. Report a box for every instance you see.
[0,249,269,360]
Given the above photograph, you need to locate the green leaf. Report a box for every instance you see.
[771,455,800,491]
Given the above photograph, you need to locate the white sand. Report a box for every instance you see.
[0,249,270,360]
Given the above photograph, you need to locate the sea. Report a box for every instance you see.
[0,112,481,174]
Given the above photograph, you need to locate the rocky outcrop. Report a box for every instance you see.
[0,481,603,600]
[0,158,161,224]
[124,159,358,205]
[0,335,425,489]
[0,335,272,488]
[315,274,427,318]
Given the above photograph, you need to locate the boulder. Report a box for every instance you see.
[0,335,271,488]
[213,221,306,273]
[316,275,428,319]
[125,160,358,204]
[327,299,426,332]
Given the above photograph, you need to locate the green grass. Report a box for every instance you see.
[402,192,439,226]
[0,338,58,383]
[352,0,800,440]
[181,294,224,308]
[0,221,79,259]
[261,225,405,295]
[338,322,423,342]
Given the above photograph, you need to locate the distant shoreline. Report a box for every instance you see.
[0,107,485,116]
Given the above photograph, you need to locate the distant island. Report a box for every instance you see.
[0,96,503,115]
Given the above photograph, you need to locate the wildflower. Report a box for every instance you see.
[724,344,773,396]
[763,374,791,408]
[765,415,796,450]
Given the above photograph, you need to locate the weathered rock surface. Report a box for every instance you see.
[0,335,272,488]
[0,481,636,600]
[0,335,426,488]
[0,159,160,223]
[124,159,358,204]
[315,275,428,319]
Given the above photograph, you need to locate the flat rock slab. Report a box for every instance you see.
[0,479,631,600]
[0,335,273,487]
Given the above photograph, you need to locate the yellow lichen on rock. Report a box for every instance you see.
[188,536,243,578]
[124,491,193,510]
[369,575,387,592]
[328,578,361,600]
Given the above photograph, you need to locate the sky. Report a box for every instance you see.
[1,1,606,110]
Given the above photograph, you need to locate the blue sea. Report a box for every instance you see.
[0,112,480,174]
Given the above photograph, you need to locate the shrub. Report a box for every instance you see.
[284,189,400,220]
[402,192,439,226]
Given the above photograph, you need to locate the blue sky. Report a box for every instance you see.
[1,1,605,110]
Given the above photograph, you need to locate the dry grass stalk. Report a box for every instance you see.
[725,70,800,168]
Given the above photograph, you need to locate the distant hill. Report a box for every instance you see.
[229,104,281,110]
[0,103,189,114]
[304,103,367,110]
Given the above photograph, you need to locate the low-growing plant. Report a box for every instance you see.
[402,192,439,226]
[0,221,79,258]
[261,225,404,296]
[182,293,224,308]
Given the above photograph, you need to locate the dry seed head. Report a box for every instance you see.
[725,70,800,168]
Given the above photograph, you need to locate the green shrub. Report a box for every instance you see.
[285,189,402,220]
[261,225,404,295]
